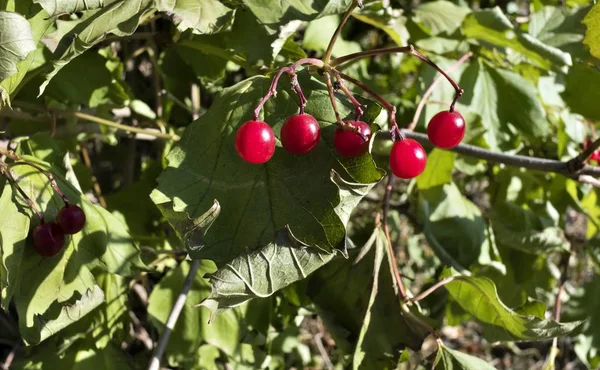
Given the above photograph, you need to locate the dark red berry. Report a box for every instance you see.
[281,114,321,155]
[57,204,86,234]
[333,121,372,158]
[32,222,65,257]
[427,110,466,149]
[235,120,276,164]
[389,139,427,179]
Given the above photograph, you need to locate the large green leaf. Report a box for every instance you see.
[244,0,353,33]
[156,0,235,35]
[33,0,103,16]
[414,0,471,36]
[2,157,142,343]
[461,7,571,69]
[583,2,600,59]
[440,268,583,342]
[562,63,600,121]
[0,11,36,81]
[459,59,548,150]
[39,0,154,94]
[433,345,496,370]
[151,73,383,266]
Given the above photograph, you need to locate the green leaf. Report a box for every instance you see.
[529,6,587,54]
[353,2,409,46]
[303,15,361,57]
[39,0,154,94]
[151,73,383,266]
[148,260,243,363]
[414,0,471,36]
[433,345,496,369]
[156,0,235,35]
[198,227,335,315]
[307,237,428,368]
[562,63,600,121]
[461,7,571,69]
[583,2,600,59]
[0,3,53,100]
[418,183,503,273]
[0,184,30,310]
[0,11,36,81]
[244,0,353,33]
[459,59,548,150]
[440,268,583,342]
[416,149,456,190]
[33,0,103,16]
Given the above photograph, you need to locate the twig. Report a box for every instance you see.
[543,254,570,369]
[148,260,200,370]
[410,276,457,303]
[323,0,363,63]
[381,129,600,178]
[8,101,180,141]
[408,52,472,131]
[314,333,334,370]
[191,84,201,120]
[1,341,20,370]
[382,175,407,298]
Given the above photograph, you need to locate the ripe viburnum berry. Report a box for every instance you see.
[281,114,321,155]
[427,110,465,149]
[333,121,372,158]
[235,120,276,164]
[57,204,86,234]
[389,139,427,179]
[32,222,65,257]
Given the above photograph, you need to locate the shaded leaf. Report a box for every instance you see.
[39,0,154,94]
[461,7,571,69]
[0,11,36,80]
[562,63,600,121]
[353,2,409,46]
[441,268,583,342]
[433,345,496,370]
[156,0,235,35]
[33,0,103,16]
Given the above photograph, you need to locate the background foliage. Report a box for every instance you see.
[1,0,600,369]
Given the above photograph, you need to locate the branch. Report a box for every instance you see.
[148,260,200,370]
[408,52,472,131]
[381,129,600,178]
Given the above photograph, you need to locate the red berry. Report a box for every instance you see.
[57,204,86,234]
[333,121,372,158]
[389,139,427,179]
[32,222,65,257]
[427,110,466,149]
[281,114,321,155]
[235,120,276,164]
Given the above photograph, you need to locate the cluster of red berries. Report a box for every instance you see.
[235,109,465,180]
[32,203,86,257]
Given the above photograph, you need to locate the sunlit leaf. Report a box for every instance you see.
[33,0,103,16]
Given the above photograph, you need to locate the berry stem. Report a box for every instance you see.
[333,70,402,140]
[8,162,70,205]
[408,52,472,131]
[289,74,308,115]
[323,71,344,126]
[253,58,325,121]
[322,0,363,64]
[330,46,464,111]
[333,74,364,121]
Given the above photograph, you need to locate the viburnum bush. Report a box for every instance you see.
[2,0,600,369]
